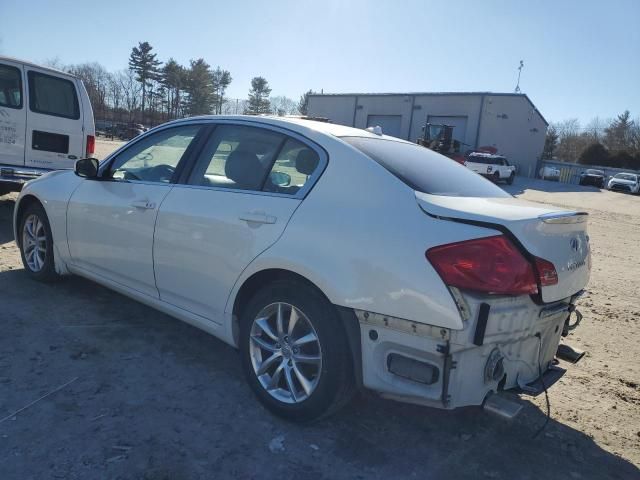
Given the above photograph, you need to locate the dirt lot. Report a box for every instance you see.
[0,152,638,478]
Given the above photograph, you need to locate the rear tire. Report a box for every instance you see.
[239,279,354,422]
[18,203,59,282]
[493,171,501,183]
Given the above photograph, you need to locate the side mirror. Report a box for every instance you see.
[75,158,100,179]
[270,171,291,187]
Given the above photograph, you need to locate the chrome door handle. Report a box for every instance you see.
[130,200,156,210]
[239,212,277,224]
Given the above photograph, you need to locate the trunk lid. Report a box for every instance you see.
[415,192,591,303]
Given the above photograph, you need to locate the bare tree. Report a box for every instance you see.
[270,96,298,116]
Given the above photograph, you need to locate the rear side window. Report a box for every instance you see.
[28,71,80,119]
[189,125,285,190]
[0,64,22,109]
[343,137,510,198]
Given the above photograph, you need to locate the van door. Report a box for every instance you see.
[24,68,84,170]
[0,60,26,167]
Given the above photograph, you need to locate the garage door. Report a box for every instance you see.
[427,116,468,145]
[367,115,402,138]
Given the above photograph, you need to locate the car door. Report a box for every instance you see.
[67,124,202,298]
[153,122,325,322]
[0,60,26,167]
[24,68,85,170]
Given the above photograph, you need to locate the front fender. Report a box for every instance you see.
[14,171,83,274]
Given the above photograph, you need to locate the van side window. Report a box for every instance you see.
[0,64,22,109]
[27,71,80,119]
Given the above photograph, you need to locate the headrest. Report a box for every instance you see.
[295,149,319,175]
[225,150,264,189]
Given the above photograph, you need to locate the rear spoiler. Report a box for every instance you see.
[538,212,588,224]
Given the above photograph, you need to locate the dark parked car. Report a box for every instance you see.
[579,169,606,188]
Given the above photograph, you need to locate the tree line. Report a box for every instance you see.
[543,111,640,170]
[47,41,316,127]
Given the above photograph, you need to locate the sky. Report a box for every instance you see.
[1,0,638,124]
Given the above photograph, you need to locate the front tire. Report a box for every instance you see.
[507,172,515,185]
[19,203,59,282]
[239,279,354,422]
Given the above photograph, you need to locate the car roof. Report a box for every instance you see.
[170,115,409,143]
[468,152,506,159]
[0,55,77,78]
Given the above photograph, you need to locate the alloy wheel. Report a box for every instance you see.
[22,214,47,273]
[249,302,322,404]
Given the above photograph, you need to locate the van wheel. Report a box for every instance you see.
[239,279,354,422]
[19,203,59,282]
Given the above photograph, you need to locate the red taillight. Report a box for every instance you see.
[426,235,538,296]
[534,257,558,286]
[86,135,95,156]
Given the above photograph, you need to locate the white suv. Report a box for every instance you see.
[0,56,95,196]
[465,153,516,184]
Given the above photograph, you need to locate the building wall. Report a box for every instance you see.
[307,95,357,127]
[307,93,547,178]
[476,96,547,178]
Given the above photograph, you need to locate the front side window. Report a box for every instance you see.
[28,71,79,119]
[189,125,285,191]
[109,125,200,183]
[344,136,510,198]
[0,64,22,108]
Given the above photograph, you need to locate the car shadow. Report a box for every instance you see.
[0,194,16,245]
[0,268,637,479]
[504,177,603,196]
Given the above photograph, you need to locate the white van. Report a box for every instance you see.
[0,56,94,196]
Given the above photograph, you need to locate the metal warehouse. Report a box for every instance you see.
[307,92,548,178]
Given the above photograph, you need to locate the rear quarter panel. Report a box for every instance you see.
[228,138,501,331]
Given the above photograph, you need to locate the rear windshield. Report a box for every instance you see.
[586,169,604,175]
[468,155,505,165]
[343,136,510,197]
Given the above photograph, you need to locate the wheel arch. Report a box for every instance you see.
[14,194,44,248]
[229,268,363,387]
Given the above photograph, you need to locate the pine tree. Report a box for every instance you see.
[128,41,162,124]
[185,59,215,116]
[298,89,314,115]
[245,77,271,115]
[211,67,232,114]
[542,126,559,159]
[162,58,185,119]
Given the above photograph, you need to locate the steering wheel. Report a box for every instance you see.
[147,164,176,182]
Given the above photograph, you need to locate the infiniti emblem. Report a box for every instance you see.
[570,237,580,252]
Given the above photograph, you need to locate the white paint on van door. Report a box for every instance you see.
[0,59,26,167]
[24,67,84,170]
[367,115,402,139]
[427,115,468,146]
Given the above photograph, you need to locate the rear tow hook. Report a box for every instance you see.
[556,343,586,363]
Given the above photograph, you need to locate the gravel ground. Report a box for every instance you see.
[0,154,638,479]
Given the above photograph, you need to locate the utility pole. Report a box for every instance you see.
[515,60,524,93]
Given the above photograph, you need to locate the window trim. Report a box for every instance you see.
[0,63,23,109]
[27,70,80,120]
[176,120,328,200]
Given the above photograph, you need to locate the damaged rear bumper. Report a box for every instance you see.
[356,291,584,411]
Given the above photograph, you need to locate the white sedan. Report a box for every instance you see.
[14,116,591,421]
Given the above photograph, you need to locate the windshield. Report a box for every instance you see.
[614,173,637,181]
[586,169,604,175]
[343,137,510,197]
